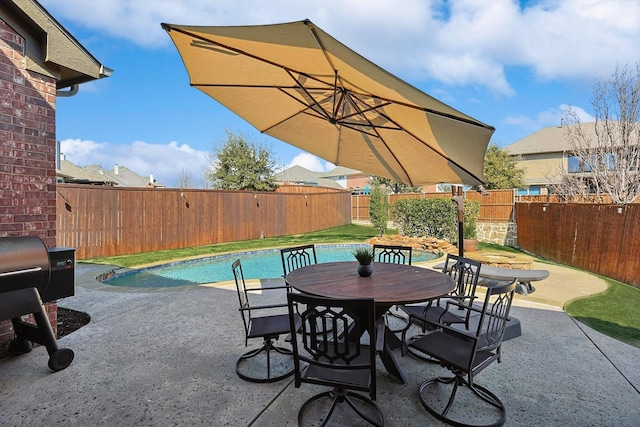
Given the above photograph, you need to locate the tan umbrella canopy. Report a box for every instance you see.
[162,19,494,186]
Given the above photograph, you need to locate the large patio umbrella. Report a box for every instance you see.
[161,19,494,186]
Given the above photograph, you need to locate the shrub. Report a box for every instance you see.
[369,182,389,236]
[393,198,457,241]
[392,197,480,243]
[463,200,480,239]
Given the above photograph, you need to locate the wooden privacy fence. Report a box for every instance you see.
[56,184,351,259]
[516,202,640,287]
[352,189,516,222]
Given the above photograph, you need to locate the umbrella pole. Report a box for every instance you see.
[452,186,464,257]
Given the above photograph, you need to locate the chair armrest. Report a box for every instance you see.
[239,303,288,312]
[442,299,482,317]
[245,285,290,292]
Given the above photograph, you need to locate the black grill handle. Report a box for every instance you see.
[0,266,42,278]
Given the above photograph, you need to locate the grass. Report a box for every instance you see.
[85,224,640,348]
[565,277,640,347]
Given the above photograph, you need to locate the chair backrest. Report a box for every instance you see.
[372,244,412,265]
[442,254,481,299]
[287,292,377,399]
[280,244,317,276]
[232,259,250,334]
[442,280,517,377]
[473,280,517,353]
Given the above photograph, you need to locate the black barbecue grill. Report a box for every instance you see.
[0,236,76,371]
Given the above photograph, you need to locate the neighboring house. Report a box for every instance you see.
[505,122,605,196]
[274,165,345,190]
[58,157,164,187]
[320,166,371,193]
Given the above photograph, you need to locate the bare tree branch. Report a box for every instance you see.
[558,63,640,204]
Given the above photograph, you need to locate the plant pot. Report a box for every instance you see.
[357,264,373,277]
[463,239,478,252]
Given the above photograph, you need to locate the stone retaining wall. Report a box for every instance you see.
[477,222,518,247]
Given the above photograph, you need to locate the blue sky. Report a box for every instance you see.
[41,0,640,187]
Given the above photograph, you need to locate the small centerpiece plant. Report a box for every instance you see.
[353,247,374,277]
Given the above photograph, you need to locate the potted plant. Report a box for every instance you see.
[353,247,374,277]
[463,200,480,252]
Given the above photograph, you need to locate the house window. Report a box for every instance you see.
[604,152,617,170]
[568,155,595,173]
[568,156,580,173]
[517,186,541,196]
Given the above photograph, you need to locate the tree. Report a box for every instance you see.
[556,63,640,204]
[206,131,279,191]
[176,168,196,188]
[371,176,421,194]
[369,182,389,236]
[482,143,526,190]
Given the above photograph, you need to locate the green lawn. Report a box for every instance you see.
[85,224,640,348]
[565,277,640,347]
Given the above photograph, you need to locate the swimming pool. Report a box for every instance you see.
[104,244,440,288]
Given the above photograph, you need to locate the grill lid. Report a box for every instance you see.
[0,236,50,296]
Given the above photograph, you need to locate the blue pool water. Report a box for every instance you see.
[104,244,439,288]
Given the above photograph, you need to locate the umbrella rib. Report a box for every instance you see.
[284,68,335,122]
[258,85,340,134]
[378,111,486,185]
[305,21,338,78]
[340,93,415,184]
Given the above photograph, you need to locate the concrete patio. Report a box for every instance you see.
[1,260,639,426]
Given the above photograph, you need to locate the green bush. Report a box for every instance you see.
[369,182,389,236]
[393,198,457,241]
[393,197,480,242]
[463,200,480,239]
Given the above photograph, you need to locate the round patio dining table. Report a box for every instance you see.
[285,261,455,384]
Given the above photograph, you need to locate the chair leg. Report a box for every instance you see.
[298,388,384,427]
[235,338,294,383]
[418,374,506,427]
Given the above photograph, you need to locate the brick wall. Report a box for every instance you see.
[0,18,58,354]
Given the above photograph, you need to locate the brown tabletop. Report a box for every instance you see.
[285,261,455,306]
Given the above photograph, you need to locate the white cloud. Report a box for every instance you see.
[503,103,597,139]
[41,0,640,96]
[287,153,331,172]
[558,104,596,123]
[60,139,209,187]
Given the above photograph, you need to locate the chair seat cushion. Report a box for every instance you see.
[451,310,522,341]
[400,303,466,325]
[411,331,497,374]
[248,313,292,338]
[303,346,372,389]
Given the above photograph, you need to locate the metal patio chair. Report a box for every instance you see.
[408,279,517,427]
[280,244,317,277]
[372,244,413,331]
[287,292,384,426]
[232,258,300,383]
[399,254,482,356]
[372,244,413,266]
